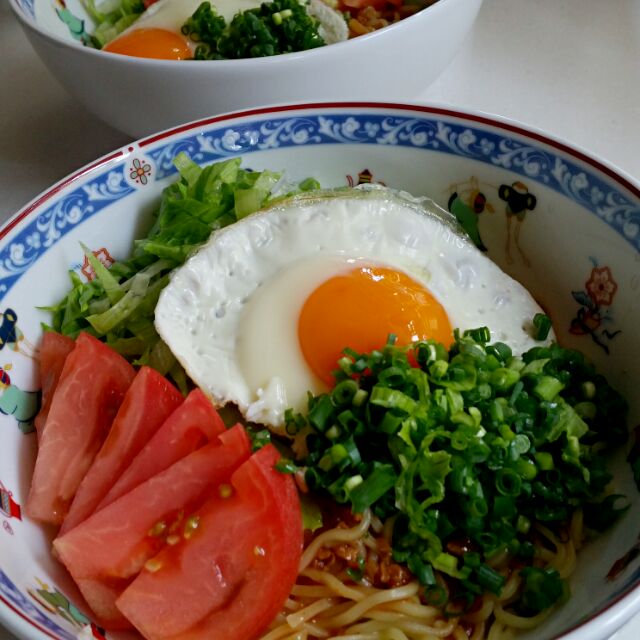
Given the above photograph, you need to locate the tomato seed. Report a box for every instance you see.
[166,534,181,546]
[148,520,167,537]
[183,516,200,539]
[218,484,233,499]
[144,558,163,573]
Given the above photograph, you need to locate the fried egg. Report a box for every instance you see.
[102,0,347,60]
[155,186,552,430]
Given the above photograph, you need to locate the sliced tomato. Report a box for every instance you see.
[60,366,184,535]
[96,389,225,511]
[34,331,75,441]
[26,333,136,525]
[116,445,303,640]
[53,424,251,629]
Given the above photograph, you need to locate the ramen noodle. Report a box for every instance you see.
[264,508,582,639]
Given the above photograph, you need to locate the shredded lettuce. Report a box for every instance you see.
[47,154,315,391]
[81,0,145,47]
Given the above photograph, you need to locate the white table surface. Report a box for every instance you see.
[0,0,638,638]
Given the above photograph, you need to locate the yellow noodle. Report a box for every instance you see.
[290,585,336,599]
[493,602,552,629]
[298,621,328,638]
[453,627,470,640]
[265,507,582,640]
[470,621,487,640]
[486,548,511,569]
[286,598,337,628]
[338,633,401,640]
[534,546,556,563]
[382,514,396,542]
[299,511,372,571]
[487,620,510,640]
[381,599,440,620]
[497,572,522,603]
[350,610,456,636]
[320,582,420,628]
[463,594,495,624]
[261,623,304,640]
[370,513,384,534]
[557,541,577,579]
[299,569,368,601]
[536,523,561,548]
[345,616,452,638]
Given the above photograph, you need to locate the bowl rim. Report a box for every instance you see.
[8,0,474,67]
[0,100,638,640]
[3,100,639,243]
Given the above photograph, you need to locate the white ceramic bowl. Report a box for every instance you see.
[0,103,639,640]
[9,0,482,138]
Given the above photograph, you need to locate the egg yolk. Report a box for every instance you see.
[298,265,454,386]
[103,28,192,60]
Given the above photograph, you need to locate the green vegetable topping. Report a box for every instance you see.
[519,567,568,614]
[183,0,325,60]
[288,330,629,612]
[81,0,146,48]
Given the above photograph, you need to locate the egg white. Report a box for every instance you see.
[155,187,552,430]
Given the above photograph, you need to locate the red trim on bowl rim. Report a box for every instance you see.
[0,150,124,241]
[0,593,63,640]
[3,102,639,245]
[138,102,640,201]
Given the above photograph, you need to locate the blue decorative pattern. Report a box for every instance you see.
[13,0,35,19]
[147,114,640,253]
[1,111,639,305]
[0,166,133,296]
[0,570,73,640]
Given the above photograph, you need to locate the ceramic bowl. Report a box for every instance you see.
[0,103,639,640]
[8,0,482,138]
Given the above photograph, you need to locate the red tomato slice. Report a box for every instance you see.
[53,424,251,629]
[26,333,136,525]
[116,445,303,640]
[60,366,184,535]
[34,331,75,441]
[96,388,225,511]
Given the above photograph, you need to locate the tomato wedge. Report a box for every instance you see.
[116,445,303,640]
[34,331,75,441]
[26,333,136,524]
[96,388,225,511]
[53,424,251,629]
[60,366,184,535]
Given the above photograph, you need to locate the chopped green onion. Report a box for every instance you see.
[331,379,359,406]
[476,564,506,594]
[349,464,397,513]
[532,313,552,340]
[533,375,565,401]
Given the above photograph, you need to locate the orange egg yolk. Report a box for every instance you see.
[103,28,192,60]
[298,265,454,386]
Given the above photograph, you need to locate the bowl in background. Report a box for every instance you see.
[9,0,483,138]
[0,102,639,640]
